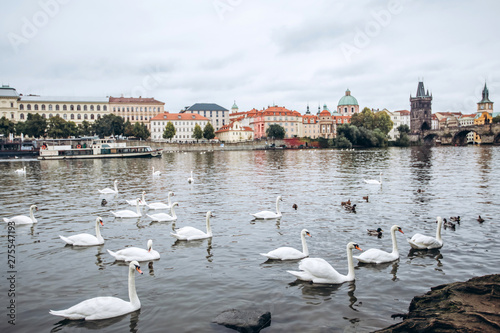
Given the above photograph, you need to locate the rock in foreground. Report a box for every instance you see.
[213,309,271,332]
[376,274,500,332]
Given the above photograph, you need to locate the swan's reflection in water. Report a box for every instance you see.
[172,237,213,263]
[407,249,443,271]
[50,309,140,332]
[289,280,358,309]
[357,260,400,281]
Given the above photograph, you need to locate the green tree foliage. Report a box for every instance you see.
[203,122,215,140]
[0,116,15,136]
[123,120,134,137]
[132,122,150,140]
[193,123,203,142]
[374,112,394,135]
[93,114,124,138]
[492,115,500,123]
[395,124,411,147]
[15,121,26,136]
[351,107,393,135]
[163,121,176,141]
[266,124,286,139]
[337,124,360,144]
[24,113,47,138]
[47,115,78,138]
[335,135,352,149]
[78,120,93,137]
[337,123,387,147]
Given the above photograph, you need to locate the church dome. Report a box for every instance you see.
[338,89,358,106]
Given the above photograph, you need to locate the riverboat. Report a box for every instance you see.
[0,139,39,157]
[37,138,162,160]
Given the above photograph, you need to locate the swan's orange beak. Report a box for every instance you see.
[398,228,404,234]
[355,245,362,251]
[136,267,143,274]
[99,220,104,226]
[306,232,312,237]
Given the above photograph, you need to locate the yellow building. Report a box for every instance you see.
[109,96,165,130]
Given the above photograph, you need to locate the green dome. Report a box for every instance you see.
[338,89,358,106]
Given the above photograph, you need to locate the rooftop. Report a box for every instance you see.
[109,96,164,104]
[151,112,209,121]
[0,85,19,98]
[186,103,228,112]
[20,95,108,103]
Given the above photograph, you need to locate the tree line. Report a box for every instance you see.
[161,121,215,141]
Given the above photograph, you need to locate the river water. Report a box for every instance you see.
[1,146,498,332]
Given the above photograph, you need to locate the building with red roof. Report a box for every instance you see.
[215,120,253,142]
[109,96,165,130]
[150,112,210,142]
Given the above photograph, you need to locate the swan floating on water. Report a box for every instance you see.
[354,225,403,264]
[111,199,142,218]
[152,167,161,177]
[171,211,213,241]
[107,239,160,261]
[126,191,147,206]
[98,180,119,195]
[407,216,444,249]
[147,202,179,222]
[251,195,282,219]
[59,217,104,246]
[363,172,383,185]
[287,242,362,284]
[147,191,174,210]
[260,229,311,260]
[3,205,38,224]
[187,171,194,184]
[15,166,26,174]
[49,260,143,320]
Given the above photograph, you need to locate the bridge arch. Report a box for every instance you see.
[423,133,439,145]
[452,130,478,146]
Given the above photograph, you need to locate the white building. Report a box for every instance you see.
[182,103,229,132]
[215,120,253,142]
[150,112,210,142]
[377,109,410,140]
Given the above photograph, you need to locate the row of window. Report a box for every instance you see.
[19,104,107,111]
[18,113,102,120]
[114,106,160,112]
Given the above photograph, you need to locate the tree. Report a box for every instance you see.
[203,122,215,140]
[24,113,47,138]
[93,114,125,138]
[397,124,410,134]
[336,135,352,149]
[492,115,500,123]
[123,120,134,137]
[337,124,360,144]
[15,121,26,136]
[78,120,93,137]
[193,123,203,142]
[47,115,78,138]
[374,112,394,135]
[395,124,411,147]
[266,124,286,139]
[163,121,176,141]
[132,122,150,140]
[0,116,15,136]
[351,107,393,135]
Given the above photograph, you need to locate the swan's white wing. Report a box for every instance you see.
[61,233,103,246]
[408,233,442,249]
[107,247,152,261]
[171,227,208,240]
[354,248,397,264]
[261,247,306,260]
[146,213,175,221]
[3,215,35,224]
[98,188,117,194]
[49,296,135,320]
[251,211,280,219]
[147,202,170,210]
[111,210,140,218]
[295,258,345,283]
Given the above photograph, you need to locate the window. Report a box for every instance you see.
[77,114,81,120]
[351,107,354,113]
[84,114,88,119]
[49,113,53,118]
[34,104,39,111]
[84,105,87,111]
[56,105,60,111]
[48,105,53,111]
[344,107,347,113]
[97,105,100,111]
[103,105,107,111]
[63,114,67,120]
[77,105,81,111]
[10,102,13,108]
[91,114,94,120]
[20,104,24,110]
[113,107,116,111]
[27,104,31,110]
[90,105,94,111]
[20,113,24,120]
[63,105,67,111]
[70,105,74,111]
[41,104,46,111]
[71,114,74,120]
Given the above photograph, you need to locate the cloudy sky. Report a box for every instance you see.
[1,0,499,114]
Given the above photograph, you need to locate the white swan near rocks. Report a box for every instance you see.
[49,260,143,320]
[260,229,311,260]
[59,217,104,246]
[287,242,362,284]
[407,216,444,250]
[354,225,403,264]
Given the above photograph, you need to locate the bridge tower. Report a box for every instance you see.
[410,81,433,134]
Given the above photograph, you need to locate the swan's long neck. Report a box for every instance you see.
[30,206,35,220]
[170,204,176,218]
[436,220,442,242]
[346,245,355,280]
[379,174,382,184]
[390,228,399,255]
[128,266,140,308]
[95,219,102,240]
[136,201,142,215]
[114,182,118,192]
[168,192,172,206]
[276,198,281,215]
[206,214,212,236]
[301,232,309,256]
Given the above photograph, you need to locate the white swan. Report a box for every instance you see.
[152,166,161,177]
[407,216,444,249]
[354,225,404,264]
[171,211,213,241]
[187,170,194,184]
[3,205,38,224]
[147,191,174,210]
[59,217,104,246]
[98,180,119,194]
[49,260,143,320]
[126,191,147,206]
[251,195,282,219]
[363,172,383,185]
[147,202,179,222]
[15,166,26,174]
[287,242,362,284]
[111,199,142,218]
[260,229,311,260]
[107,239,160,261]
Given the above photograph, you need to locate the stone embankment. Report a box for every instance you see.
[376,274,500,332]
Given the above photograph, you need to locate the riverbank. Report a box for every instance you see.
[375,274,500,332]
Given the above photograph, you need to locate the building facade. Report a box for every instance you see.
[215,120,253,142]
[109,96,165,130]
[150,112,210,142]
[410,81,433,134]
[337,89,359,116]
[183,103,229,132]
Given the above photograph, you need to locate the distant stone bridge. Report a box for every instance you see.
[410,123,500,145]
